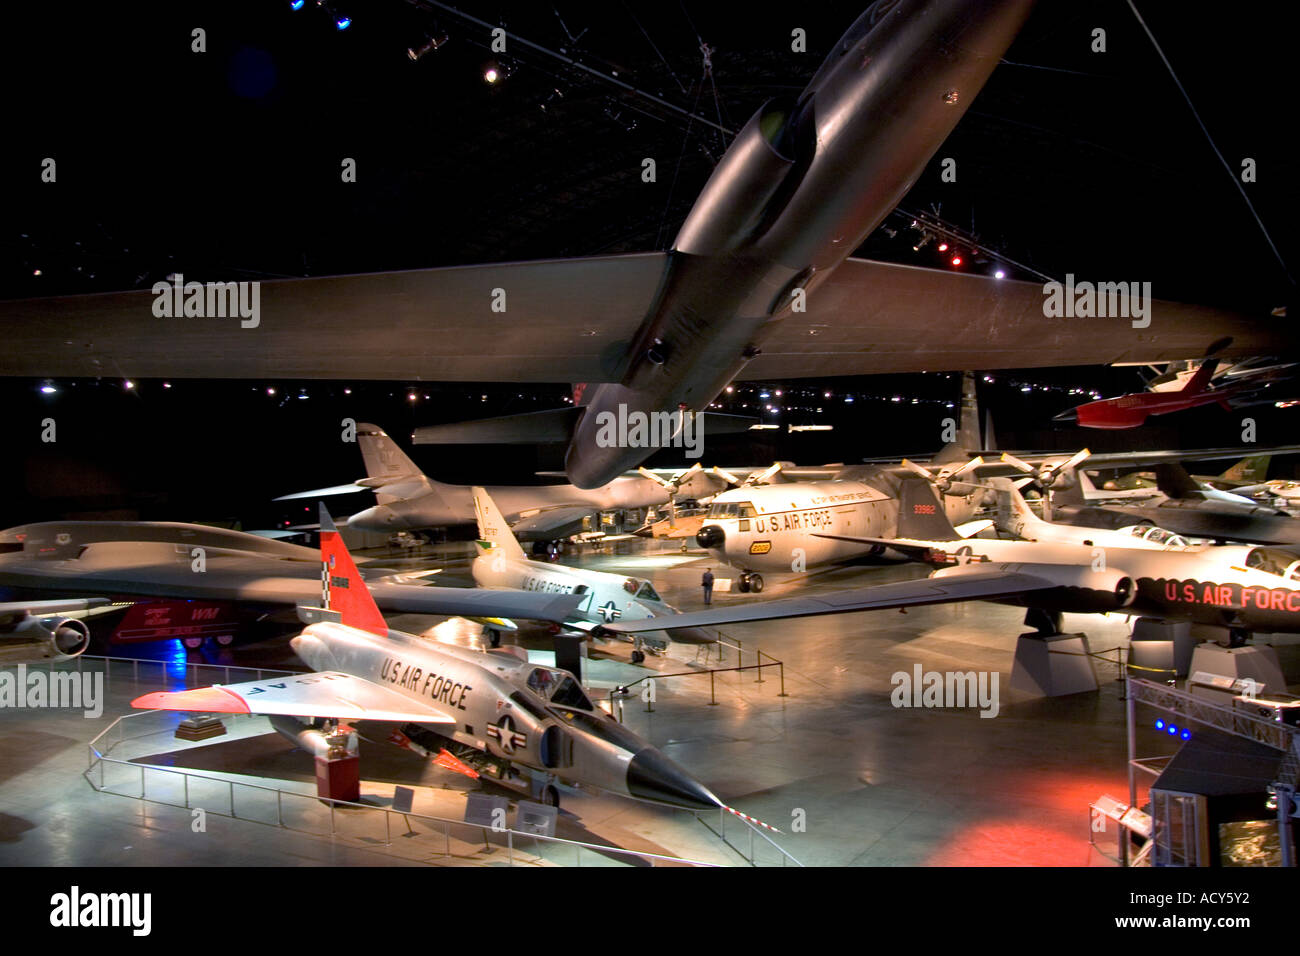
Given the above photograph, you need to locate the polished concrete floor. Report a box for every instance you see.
[3,536,1296,867]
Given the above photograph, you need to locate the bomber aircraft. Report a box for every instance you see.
[2,1,1284,490]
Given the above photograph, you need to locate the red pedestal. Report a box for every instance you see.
[315,753,360,803]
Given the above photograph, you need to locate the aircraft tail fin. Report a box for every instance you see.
[895,479,962,541]
[1221,454,1270,483]
[1182,358,1219,394]
[1153,463,1202,500]
[933,372,981,464]
[318,504,389,637]
[356,423,428,504]
[472,487,528,561]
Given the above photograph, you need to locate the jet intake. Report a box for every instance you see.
[673,99,800,257]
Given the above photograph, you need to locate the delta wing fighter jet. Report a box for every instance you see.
[470,487,715,660]
[133,506,752,815]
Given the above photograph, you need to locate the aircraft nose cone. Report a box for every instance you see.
[696,524,725,549]
[626,747,720,811]
[1052,407,1078,424]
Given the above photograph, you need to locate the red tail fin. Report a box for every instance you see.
[1183,358,1219,394]
[319,504,388,637]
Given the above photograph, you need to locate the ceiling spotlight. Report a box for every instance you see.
[123,380,135,390]
[289,0,304,9]
[484,66,500,84]
[408,34,447,60]
[32,268,42,276]
[937,242,949,252]
[335,15,351,30]
[39,382,57,395]
[994,269,1005,279]
[950,256,963,267]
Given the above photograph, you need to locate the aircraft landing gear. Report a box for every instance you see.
[737,572,764,593]
[542,784,560,808]
[630,649,646,664]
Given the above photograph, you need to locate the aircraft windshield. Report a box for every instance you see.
[526,667,593,710]
[1245,548,1300,580]
[635,581,661,602]
[706,501,756,519]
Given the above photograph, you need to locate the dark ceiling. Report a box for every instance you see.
[5,0,1297,315]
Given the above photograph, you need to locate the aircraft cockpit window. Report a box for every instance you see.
[549,675,593,710]
[1127,526,1147,538]
[736,502,756,518]
[707,502,725,518]
[1285,560,1300,583]
[1168,536,1188,548]
[635,581,662,602]
[1146,529,1170,544]
[1245,548,1299,577]
[526,667,556,697]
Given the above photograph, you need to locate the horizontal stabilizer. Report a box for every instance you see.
[414,407,581,445]
[273,483,369,501]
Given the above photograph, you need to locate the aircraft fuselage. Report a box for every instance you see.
[565,0,1035,487]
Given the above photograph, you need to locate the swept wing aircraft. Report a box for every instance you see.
[470,487,715,660]
[277,424,668,539]
[2,1,1284,491]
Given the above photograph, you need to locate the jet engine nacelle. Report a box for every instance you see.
[673,99,802,257]
[932,562,1136,614]
[0,615,91,663]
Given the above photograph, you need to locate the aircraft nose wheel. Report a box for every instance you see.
[630,650,646,664]
[738,572,764,593]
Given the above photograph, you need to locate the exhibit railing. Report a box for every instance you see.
[82,708,720,868]
[58,655,801,866]
[603,643,804,868]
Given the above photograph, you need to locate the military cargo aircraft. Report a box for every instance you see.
[3,1,1283,491]
[277,423,668,539]
[604,482,1300,649]
[132,506,751,815]
[470,487,715,661]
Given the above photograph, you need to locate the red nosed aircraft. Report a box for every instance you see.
[1055,359,1240,430]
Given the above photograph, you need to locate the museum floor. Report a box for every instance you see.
[4,537,1296,867]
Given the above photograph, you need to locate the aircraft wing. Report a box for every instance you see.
[0,542,583,623]
[132,671,457,724]
[603,568,1051,632]
[508,506,596,537]
[745,259,1286,379]
[1,255,1283,383]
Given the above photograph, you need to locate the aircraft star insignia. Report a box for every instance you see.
[486,715,527,754]
[598,601,623,623]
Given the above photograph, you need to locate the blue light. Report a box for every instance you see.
[1167,725,1178,735]
[1180,730,1191,740]
[289,0,304,8]
[336,16,351,30]
[1154,719,1164,730]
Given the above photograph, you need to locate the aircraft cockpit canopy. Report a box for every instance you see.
[1123,525,1189,548]
[1244,547,1300,582]
[526,666,593,710]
